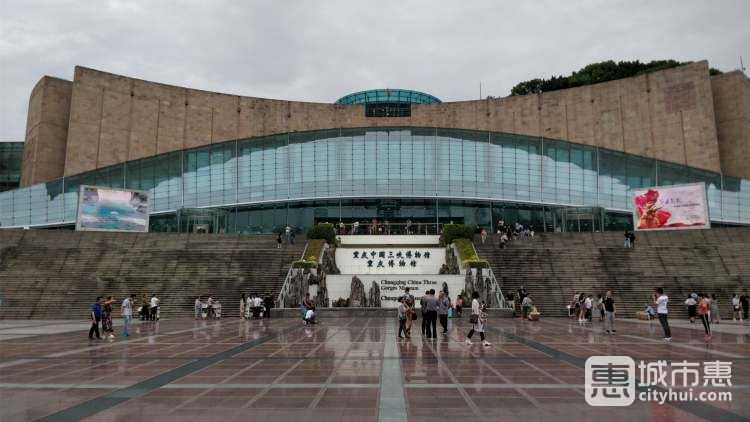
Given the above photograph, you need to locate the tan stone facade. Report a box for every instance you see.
[20,76,72,186]
[711,71,750,181]
[20,61,750,186]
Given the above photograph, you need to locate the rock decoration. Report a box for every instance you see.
[368,281,381,308]
[349,275,366,307]
[441,247,459,274]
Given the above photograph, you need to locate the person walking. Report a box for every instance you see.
[465,292,491,346]
[697,293,711,340]
[741,291,749,321]
[240,293,246,319]
[102,296,114,339]
[623,230,631,248]
[276,233,282,249]
[141,294,149,321]
[710,294,720,324]
[596,294,605,322]
[603,290,616,335]
[685,294,697,323]
[578,293,586,322]
[194,296,202,319]
[150,295,159,321]
[397,297,408,339]
[480,228,487,244]
[438,290,450,335]
[732,294,742,321]
[89,297,103,340]
[653,287,671,341]
[264,293,274,319]
[584,295,593,322]
[420,290,429,336]
[424,289,439,339]
[402,288,415,336]
[455,294,463,318]
[121,294,135,337]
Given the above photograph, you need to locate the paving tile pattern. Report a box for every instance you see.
[0,317,747,421]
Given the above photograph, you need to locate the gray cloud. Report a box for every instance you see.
[1,0,748,141]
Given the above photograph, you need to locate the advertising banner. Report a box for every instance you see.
[631,183,709,231]
[76,186,150,232]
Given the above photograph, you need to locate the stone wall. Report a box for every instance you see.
[20,77,72,186]
[21,61,748,186]
[711,71,750,179]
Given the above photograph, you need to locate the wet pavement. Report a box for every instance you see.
[0,316,747,421]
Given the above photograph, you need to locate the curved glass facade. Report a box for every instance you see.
[1,127,748,232]
[336,89,441,104]
[0,142,23,192]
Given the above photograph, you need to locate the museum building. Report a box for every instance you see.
[1,61,748,233]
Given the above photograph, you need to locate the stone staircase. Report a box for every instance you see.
[474,227,750,318]
[0,230,306,319]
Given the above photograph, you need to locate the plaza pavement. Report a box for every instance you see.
[0,316,747,421]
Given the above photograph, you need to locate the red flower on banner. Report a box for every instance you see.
[635,189,671,229]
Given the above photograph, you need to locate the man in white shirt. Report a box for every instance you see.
[121,294,135,337]
[254,295,263,318]
[207,296,215,319]
[653,287,671,341]
[150,295,159,321]
[584,295,593,322]
[732,294,742,321]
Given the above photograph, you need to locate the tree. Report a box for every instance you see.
[509,60,722,96]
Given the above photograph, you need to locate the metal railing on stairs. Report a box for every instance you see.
[277,266,295,308]
[465,241,514,310]
[276,241,312,308]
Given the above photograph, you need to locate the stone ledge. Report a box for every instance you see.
[273,307,514,318]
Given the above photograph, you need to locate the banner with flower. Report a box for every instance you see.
[631,183,709,231]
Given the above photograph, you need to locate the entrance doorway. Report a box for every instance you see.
[543,207,605,232]
[315,218,462,235]
[177,208,230,234]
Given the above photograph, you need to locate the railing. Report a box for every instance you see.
[276,266,295,308]
[276,241,310,308]
[466,240,513,310]
[333,222,447,236]
[484,266,513,309]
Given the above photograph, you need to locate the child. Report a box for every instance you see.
[304,307,316,325]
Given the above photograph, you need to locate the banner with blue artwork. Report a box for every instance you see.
[76,186,150,232]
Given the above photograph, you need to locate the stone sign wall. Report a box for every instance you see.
[326,274,465,308]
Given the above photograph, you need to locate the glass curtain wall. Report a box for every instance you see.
[1,127,749,230]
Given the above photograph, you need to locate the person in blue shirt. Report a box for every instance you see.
[89,296,103,340]
[645,303,656,320]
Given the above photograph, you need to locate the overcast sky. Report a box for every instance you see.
[1,0,748,141]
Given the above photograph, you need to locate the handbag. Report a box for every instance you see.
[411,310,418,321]
[469,314,478,324]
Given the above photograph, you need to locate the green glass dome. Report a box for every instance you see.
[336,89,441,105]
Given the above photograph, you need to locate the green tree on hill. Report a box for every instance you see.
[510,60,722,96]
